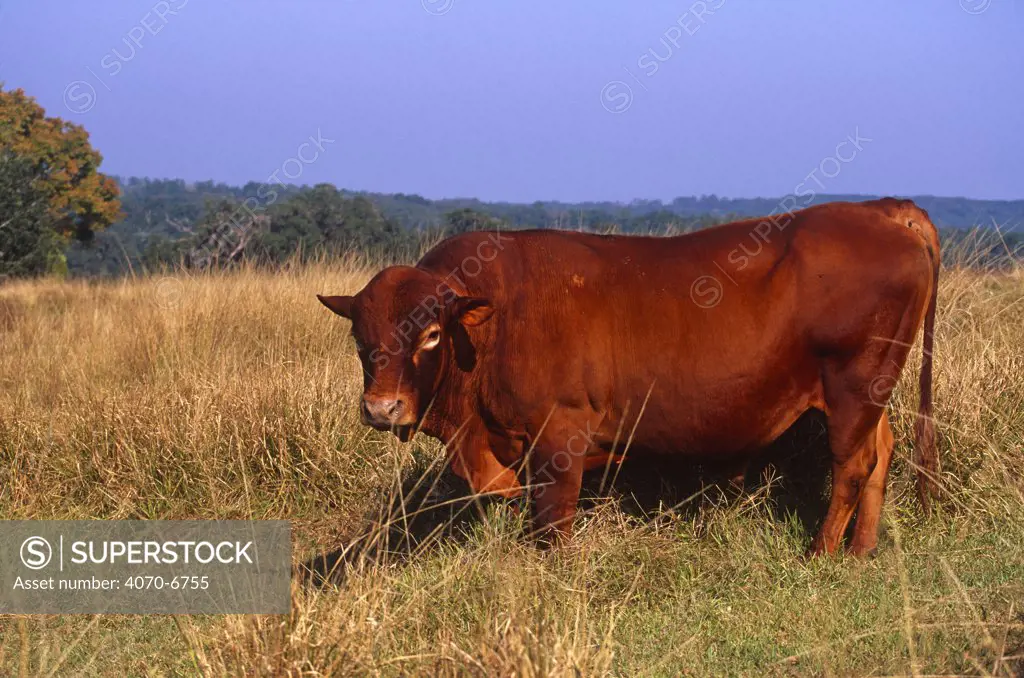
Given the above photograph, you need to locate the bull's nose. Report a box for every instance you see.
[361,396,406,424]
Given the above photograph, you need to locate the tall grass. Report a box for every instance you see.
[0,242,1022,676]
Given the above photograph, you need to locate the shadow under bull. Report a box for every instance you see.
[299,410,834,587]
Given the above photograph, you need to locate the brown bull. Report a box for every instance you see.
[318,198,941,555]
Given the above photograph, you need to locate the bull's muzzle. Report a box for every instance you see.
[361,395,409,429]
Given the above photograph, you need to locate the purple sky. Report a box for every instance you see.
[1,0,1021,202]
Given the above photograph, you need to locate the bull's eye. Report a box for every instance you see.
[417,326,442,352]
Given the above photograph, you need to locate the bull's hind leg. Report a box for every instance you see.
[809,357,897,556]
[810,280,924,556]
[848,413,895,556]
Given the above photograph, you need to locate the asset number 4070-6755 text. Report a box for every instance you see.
[124,575,209,590]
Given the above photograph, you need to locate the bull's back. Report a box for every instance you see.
[418,202,932,455]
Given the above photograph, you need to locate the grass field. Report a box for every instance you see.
[0,252,1022,676]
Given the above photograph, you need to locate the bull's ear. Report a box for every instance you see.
[317,294,354,319]
[449,296,494,327]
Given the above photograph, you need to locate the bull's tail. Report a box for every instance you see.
[909,203,941,514]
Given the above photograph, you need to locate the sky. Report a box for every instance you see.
[0,0,1021,202]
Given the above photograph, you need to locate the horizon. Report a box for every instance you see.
[1,1,1022,202]
[112,173,1024,206]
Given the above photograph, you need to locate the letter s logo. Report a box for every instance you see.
[21,536,52,570]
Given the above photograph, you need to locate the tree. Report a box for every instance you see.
[443,208,504,234]
[254,186,408,262]
[0,85,121,241]
[0,152,60,277]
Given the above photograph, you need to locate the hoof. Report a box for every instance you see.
[845,544,879,559]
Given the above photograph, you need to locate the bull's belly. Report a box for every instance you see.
[591,378,823,459]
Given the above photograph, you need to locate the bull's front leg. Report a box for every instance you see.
[447,423,523,499]
[527,417,590,545]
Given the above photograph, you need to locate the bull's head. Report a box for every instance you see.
[317,266,493,440]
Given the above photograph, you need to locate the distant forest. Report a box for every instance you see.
[66,177,1024,277]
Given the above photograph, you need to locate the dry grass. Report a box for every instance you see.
[0,248,1022,676]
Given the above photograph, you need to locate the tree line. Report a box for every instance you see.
[1,85,1021,280]
[65,178,735,277]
